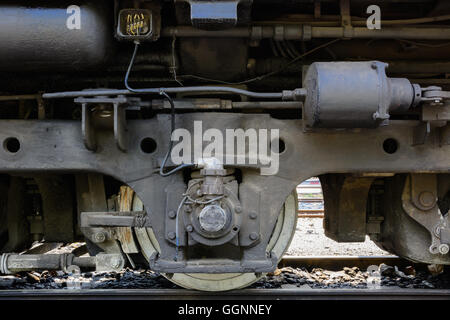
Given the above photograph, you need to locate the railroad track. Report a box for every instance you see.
[0,288,448,300]
[297,178,325,218]
[1,255,448,300]
[279,255,407,270]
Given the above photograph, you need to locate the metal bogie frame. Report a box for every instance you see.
[0,112,449,271]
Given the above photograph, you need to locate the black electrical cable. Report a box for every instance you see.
[158,91,193,176]
[126,41,193,177]
[45,46,285,100]
[122,41,284,99]
[124,41,142,94]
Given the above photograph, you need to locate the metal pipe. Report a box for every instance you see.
[313,27,450,40]
[43,87,284,99]
[161,25,450,40]
[232,101,301,109]
[0,253,96,274]
[152,99,302,110]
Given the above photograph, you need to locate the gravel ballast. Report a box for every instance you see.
[286,218,391,256]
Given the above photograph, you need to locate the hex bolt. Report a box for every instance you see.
[249,212,257,219]
[186,225,193,232]
[249,232,259,240]
[168,210,177,219]
[418,191,436,208]
[93,232,107,243]
[439,244,450,255]
[168,232,176,240]
[235,206,242,213]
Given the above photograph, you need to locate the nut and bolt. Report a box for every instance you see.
[186,225,194,232]
[439,244,450,255]
[168,232,176,240]
[168,210,177,219]
[93,232,107,243]
[249,212,257,219]
[418,191,436,208]
[249,232,259,240]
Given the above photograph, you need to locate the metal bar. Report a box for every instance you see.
[80,211,149,228]
[43,87,284,100]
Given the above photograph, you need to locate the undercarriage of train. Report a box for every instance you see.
[0,0,450,291]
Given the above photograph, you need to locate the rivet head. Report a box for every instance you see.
[249,212,257,219]
[186,225,193,232]
[168,210,176,219]
[249,232,259,240]
[235,206,242,213]
[168,232,176,240]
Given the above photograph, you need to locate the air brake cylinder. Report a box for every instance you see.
[303,61,421,128]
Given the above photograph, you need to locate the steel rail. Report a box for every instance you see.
[0,255,442,300]
[0,288,448,300]
[279,255,408,270]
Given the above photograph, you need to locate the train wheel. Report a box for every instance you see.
[133,190,298,291]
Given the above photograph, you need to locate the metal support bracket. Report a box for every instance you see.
[340,0,353,38]
[413,101,450,146]
[402,174,450,255]
[75,95,131,152]
[177,0,250,30]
